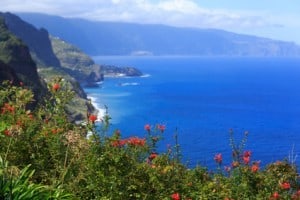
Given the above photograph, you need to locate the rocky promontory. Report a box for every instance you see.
[101,65,143,77]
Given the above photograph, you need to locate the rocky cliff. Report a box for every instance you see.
[0,16,45,104]
[0,60,19,83]
[50,36,142,85]
[1,12,60,68]
[50,36,103,83]
[0,13,92,120]
[0,12,142,121]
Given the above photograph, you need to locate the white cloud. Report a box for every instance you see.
[157,0,200,14]
[1,0,300,43]
[0,0,268,28]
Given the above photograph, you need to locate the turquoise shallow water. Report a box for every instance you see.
[84,56,300,168]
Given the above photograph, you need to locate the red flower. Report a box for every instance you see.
[157,124,166,132]
[271,191,280,199]
[243,156,250,165]
[111,139,127,147]
[231,161,239,168]
[251,162,259,173]
[214,153,222,164]
[52,83,60,91]
[171,193,180,200]
[243,150,251,158]
[51,129,58,134]
[280,182,291,190]
[28,114,34,120]
[149,152,158,160]
[144,124,151,131]
[292,190,300,199]
[127,137,146,146]
[243,151,251,165]
[1,103,15,114]
[3,129,11,137]
[89,114,97,123]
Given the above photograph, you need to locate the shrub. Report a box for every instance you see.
[0,79,299,199]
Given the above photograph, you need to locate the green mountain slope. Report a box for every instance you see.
[50,36,103,83]
[0,12,95,121]
[50,36,142,83]
[0,16,46,105]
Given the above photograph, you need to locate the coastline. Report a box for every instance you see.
[87,95,106,122]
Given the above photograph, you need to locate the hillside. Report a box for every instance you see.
[0,12,94,120]
[0,12,142,120]
[17,12,300,57]
[0,16,46,104]
[50,36,103,83]
[50,36,142,83]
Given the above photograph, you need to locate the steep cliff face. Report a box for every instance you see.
[0,12,96,121]
[0,16,45,102]
[0,60,19,83]
[50,36,103,83]
[50,36,142,85]
[0,12,61,68]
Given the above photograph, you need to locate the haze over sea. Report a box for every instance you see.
[84,56,300,169]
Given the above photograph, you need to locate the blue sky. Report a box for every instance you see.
[1,0,300,44]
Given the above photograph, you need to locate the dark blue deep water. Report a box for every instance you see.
[84,56,300,169]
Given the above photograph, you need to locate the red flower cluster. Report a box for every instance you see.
[251,162,260,173]
[231,161,239,168]
[243,150,251,165]
[171,193,180,200]
[157,124,166,132]
[292,190,300,199]
[111,139,127,147]
[214,153,222,164]
[127,137,146,146]
[271,189,300,199]
[144,124,166,133]
[148,152,158,160]
[51,128,63,134]
[280,182,291,190]
[1,103,15,114]
[52,83,60,91]
[271,192,280,199]
[111,137,146,147]
[89,114,97,123]
[144,124,151,131]
[3,129,11,137]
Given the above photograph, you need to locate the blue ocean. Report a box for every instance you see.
[84,56,300,169]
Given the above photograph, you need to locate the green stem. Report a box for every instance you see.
[4,137,13,161]
[64,144,69,170]
[61,143,69,185]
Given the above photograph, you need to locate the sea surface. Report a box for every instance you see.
[84,56,300,169]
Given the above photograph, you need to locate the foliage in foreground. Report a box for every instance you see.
[0,79,300,199]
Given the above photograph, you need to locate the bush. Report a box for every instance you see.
[0,79,299,199]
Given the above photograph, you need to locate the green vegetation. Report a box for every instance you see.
[50,36,102,82]
[1,80,300,199]
[1,13,300,199]
[1,16,92,121]
[0,17,27,64]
